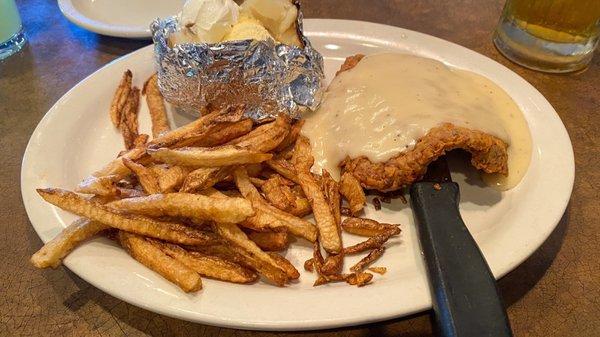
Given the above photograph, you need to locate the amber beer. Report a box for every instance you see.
[494,0,600,73]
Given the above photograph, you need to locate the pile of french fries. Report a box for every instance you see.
[30,70,401,292]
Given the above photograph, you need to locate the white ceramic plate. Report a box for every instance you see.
[21,19,574,330]
[58,0,184,38]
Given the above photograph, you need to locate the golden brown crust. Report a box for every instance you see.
[336,55,509,191]
[341,123,508,191]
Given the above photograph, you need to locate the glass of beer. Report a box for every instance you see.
[494,0,600,73]
[0,0,26,60]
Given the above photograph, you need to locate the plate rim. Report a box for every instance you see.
[21,18,575,330]
[58,0,152,38]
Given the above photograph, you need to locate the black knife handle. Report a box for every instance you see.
[410,182,512,337]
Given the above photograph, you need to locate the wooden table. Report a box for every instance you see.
[1,0,598,336]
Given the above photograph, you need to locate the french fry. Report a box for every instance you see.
[260,175,311,217]
[152,240,258,284]
[321,170,341,226]
[179,117,290,192]
[148,145,272,167]
[81,147,147,185]
[345,272,373,287]
[228,116,290,152]
[30,218,109,268]
[343,227,401,255]
[341,217,400,237]
[350,247,385,272]
[109,70,132,128]
[142,74,171,137]
[241,210,275,231]
[212,222,288,286]
[234,168,317,242]
[120,87,141,150]
[118,231,202,292]
[81,108,240,186]
[248,230,289,251]
[173,119,253,148]
[116,187,146,198]
[186,243,253,270]
[37,188,214,245]
[180,166,234,192]
[149,164,190,193]
[133,134,149,148]
[320,253,344,276]
[292,137,341,253]
[148,106,244,149]
[291,136,314,171]
[340,172,366,215]
[122,157,160,194]
[249,177,266,187]
[267,252,300,279]
[265,158,300,184]
[368,266,387,275]
[107,193,254,224]
[75,175,119,196]
[274,119,304,152]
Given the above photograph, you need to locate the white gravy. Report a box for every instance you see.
[302,53,532,190]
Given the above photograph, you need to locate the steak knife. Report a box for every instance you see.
[409,156,513,337]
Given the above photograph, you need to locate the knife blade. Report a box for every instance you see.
[410,156,513,337]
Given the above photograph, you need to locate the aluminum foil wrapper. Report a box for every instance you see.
[150,5,325,121]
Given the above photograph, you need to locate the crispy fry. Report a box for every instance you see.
[82,109,239,185]
[149,145,272,167]
[368,266,387,275]
[343,227,401,255]
[146,106,243,149]
[118,231,202,292]
[198,186,228,199]
[109,70,132,128]
[275,119,304,152]
[304,258,315,272]
[180,166,234,192]
[340,172,366,215]
[153,240,258,284]
[267,252,300,279]
[291,136,341,253]
[81,147,147,185]
[30,218,109,268]
[341,217,400,237]
[241,210,274,231]
[142,74,171,137]
[37,188,214,245]
[186,243,253,270]
[107,193,254,224]
[227,116,290,152]
[173,119,253,148]
[346,272,373,287]
[122,157,160,194]
[213,222,288,286]
[75,175,119,196]
[248,230,289,251]
[116,187,146,198]
[291,136,314,172]
[321,170,341,226]
[265,158,300,184]
[260,175,311,216]
[150,165,190,193]
[234,168,317,242]
[350,247,385,272]
[320,253,343,276]
[249,177,266,187]
[133,134,149,148]
[120,87,141,150]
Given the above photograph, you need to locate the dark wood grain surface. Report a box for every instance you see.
[1,0,598,336]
